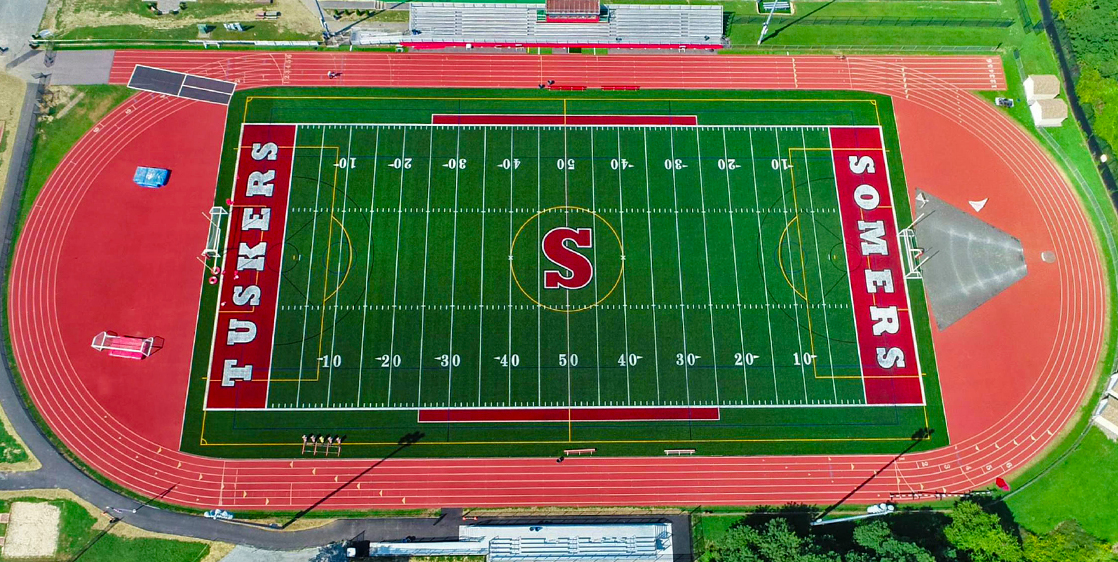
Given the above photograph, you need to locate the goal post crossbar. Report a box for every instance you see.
[91,331,154,360]
[203,206,229,258]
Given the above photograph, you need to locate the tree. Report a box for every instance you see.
[1022,520,1118,562]
[708,518,841,562]
[944,500,1024,562]
[845,520,936,562]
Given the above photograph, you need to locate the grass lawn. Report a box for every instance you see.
[0,495,212,561]
[1007,429,1118,542]
[19,86,133,231]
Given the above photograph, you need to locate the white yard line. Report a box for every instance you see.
[325,126,354,406]
[356,127,381,407]
[475,128,488,407]
[748,129,780,402]
[563,124,573,409]
[694,128,720,404]
[536,128,543,405]
[294,126,328,408]
[444,126,464,407]
[641,130,662,404]
[416,129,436,407]
[590,130,602,405]
[721,129,750,402]
[667,129,692,406]
[615,129,632,404]
[385,128,409,405]
[773,129,809,403]
[504,128,515,405]
[799,129,839,400]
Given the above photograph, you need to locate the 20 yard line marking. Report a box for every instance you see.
[385,128,409,405]
[325,126,354,406]
[748,129,780,401]
[356,127,380,407]
[667,128,693,407]
[722,129,750,402]
[694,128,720,404]
[416,128,436,406]
[294,126,327,407]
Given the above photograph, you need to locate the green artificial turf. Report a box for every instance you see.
[180,88,945,459]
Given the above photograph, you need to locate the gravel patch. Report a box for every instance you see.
[3,502,61,558]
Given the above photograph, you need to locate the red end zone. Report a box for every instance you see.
[830,127,923,405]
[205,124,297,409]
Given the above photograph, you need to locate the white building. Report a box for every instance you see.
[1023,74,1060,104]
[1029,98,1068,128]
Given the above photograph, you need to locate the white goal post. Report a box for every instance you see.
[203,206,229,258]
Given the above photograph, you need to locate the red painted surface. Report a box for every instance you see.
[431,114,695,126]
[404,42,719,50]
[205,124,296,410]
[8,52,1106,510]
[829,127,922,405]
[419,407,721,423]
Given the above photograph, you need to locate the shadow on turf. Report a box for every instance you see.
[275,431,425,530]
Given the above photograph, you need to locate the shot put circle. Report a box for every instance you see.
[510,206,624,313]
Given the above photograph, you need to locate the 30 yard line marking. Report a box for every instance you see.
[667,128,693,406]
[445,125,464,408]
[294,126,327,407]
[385,128,409,405]
[774,130,810,402]
[416,128,436,406]
[798,130,838,399]
[325,126,354,406]
[641,130,662,403]
[748,129,780,400]
[722,129,750,402]
[356,127,381,407]
[615,129,632,403]
[694,127,720,404]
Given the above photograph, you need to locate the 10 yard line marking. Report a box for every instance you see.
[722,129,750,402]
[416,129,436,406]
[748,129,780,400]
[694,128,720,404]
[325,126,354,406]
[294,126,327,407]
[445,126,464,408]
[641,130,662,403]
[667,128,693,407]
[385,129,409,405]
[356,127,380,407]
[799,130,839,400]
[616,129,632,404]
[774,131,810,402]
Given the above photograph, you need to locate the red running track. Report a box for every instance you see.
[7,51,1107,510]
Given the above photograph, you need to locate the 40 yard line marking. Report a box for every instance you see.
[294,126,327,407]
[356,127,380,407]
[616,129,632,404]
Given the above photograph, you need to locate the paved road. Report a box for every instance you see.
[0,0,48,68]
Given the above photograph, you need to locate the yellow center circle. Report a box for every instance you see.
[510,206,625,314]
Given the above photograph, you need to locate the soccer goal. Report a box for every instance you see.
[203,206,229,258]
[91,331,155,360]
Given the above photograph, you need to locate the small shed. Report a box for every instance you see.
[1029,98,1067,128]
[1023,74,1060,103]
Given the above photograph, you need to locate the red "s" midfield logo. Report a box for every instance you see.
[542,227,594,290]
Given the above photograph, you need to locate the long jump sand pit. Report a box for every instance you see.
[3,502,60,558]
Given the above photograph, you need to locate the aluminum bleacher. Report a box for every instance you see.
[406,2,722,49]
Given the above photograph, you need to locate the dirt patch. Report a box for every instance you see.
[3,502,60,558]
[41,0,321,36]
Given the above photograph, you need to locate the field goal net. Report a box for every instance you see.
[91,331,155,360]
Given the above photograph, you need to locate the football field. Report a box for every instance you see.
[185,89,944,458]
